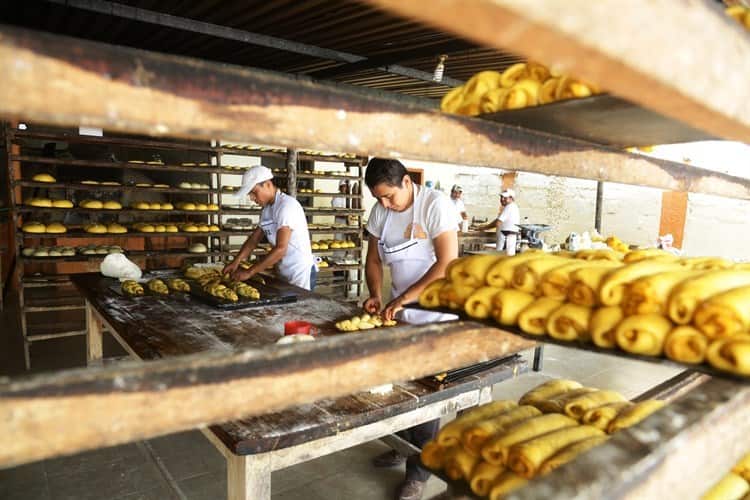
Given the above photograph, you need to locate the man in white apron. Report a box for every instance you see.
[224,166,317,290]
[479,188,521,256]
[363,158,458,500]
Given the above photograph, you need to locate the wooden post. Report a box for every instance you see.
[85,300,103,365]
[286,148,298,197]
[227,453,271,500]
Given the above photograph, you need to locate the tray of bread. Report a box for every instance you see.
[182,266,297,310]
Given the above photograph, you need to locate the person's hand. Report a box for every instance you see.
[363,296,382,314]
[223,259,240,276]
[232,268,253,282]
[382,295,406,321]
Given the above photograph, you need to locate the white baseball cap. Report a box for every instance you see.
[236,166,274,198]
[500,188,515,198]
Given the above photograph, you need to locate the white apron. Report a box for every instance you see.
[260,206,313,290]
[378,186,458,325]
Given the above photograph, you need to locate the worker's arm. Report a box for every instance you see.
[224,226,264,275]
[363,234,384,313]
[460,210,468,220]
[476,218,500,232]
[233,226,291,280]
[382,230,459,320]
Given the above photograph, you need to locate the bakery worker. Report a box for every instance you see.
[363,158,458,500]
[481,188,521,256]
[223,166,317,290]
[450,184,468,228]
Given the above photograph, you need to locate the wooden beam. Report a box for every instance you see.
[2,25,750,200]
[0,321,534,469]
[364,0,750,144]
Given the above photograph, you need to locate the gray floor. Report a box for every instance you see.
[0,292,681,500]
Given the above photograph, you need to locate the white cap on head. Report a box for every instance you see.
[339,179,349,187]
[452,184,462,192]
[501,188,515,198]
[236,166,274,198]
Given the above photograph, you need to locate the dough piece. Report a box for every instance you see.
[209,225,220,232]
[81,180,99,185]
[154,183,170,188]
[80,200,104,209]
[179,182,192,189]
[165,225,179,233]
[188,243,208,253]
[82,248,97,255]
[183,224,199,232]
[437,401,518,448]
[207,203,219,211]
[147,278,169,295]
[190,182,202,189]
[61,248,76,256]
[167,278,191,292]
[46,222,67,234]
[107,223,127,234]
[107,246,124,254]
[195,203,208,211]
[22,248,36,256]
[103,201,122,210]
[52,199,74,208]
[33,248,49,257]
[154,225,167,233]
[85,223,107,234]
[140,224,155,233]
[160,203,174,210]
[28,198,53,207]
[197,224,210,232]
[100,181,120,186]
[95,247,109,255]
[149,202,162,210]
[133,201,151,210]
[179,202,196,210]
[135,183,152,187]
[122,279,144,296]
[32,173,56,182]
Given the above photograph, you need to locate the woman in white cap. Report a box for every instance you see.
[223,166,317,290]
[480,188,521,255]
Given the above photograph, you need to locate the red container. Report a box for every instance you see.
[284,320,312,335]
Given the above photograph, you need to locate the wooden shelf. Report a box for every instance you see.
[16,180,216,195]
[13,130,217,153]
[12,155,221,174]
[16,207,220,216]
[19,250,224,262]
[297,172,362,180]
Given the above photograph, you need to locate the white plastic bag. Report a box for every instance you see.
[100,253,142,280]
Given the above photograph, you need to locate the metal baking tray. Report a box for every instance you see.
[184,279,297,310]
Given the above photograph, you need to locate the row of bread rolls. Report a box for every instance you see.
[311,239,356,250]
[175,202,219,211]
[421,379,664,499]
[335,313,396,332]
[121,278,192,298]
[188,267,260,301]
[21,222,67,233]
[440,61,600,116]
[22,245,123,257]
[418,249,750,376]
[131,201,175,210]
[25,198,74,208]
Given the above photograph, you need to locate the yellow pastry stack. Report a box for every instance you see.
[702,452,750,499]
[132,222,180,233]
[418,250,750,376]
[311,239,357,250]
[421,379,664,498]
[440,62,600,116]
[335,314,397,332]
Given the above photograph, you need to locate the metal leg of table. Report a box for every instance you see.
[85,300,103,365]
[227,452,271,500]
[532,345,544,372]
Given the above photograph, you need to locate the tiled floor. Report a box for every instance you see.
[0,294,681,500]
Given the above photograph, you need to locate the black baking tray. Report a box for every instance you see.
[184,279,297,310]
[108,279,190,299]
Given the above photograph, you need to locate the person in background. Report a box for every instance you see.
[363,158,458,500]
[223,166,317,290]
[331,179,349,227]
[450,184,468,229]
[479,188,521,255]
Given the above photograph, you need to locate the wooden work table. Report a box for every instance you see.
[71,271,529,500]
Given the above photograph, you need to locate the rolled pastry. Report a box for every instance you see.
[461,405,542,456]
[664,326,708,364]
[420,441,449,470]
[519,379,583,406]
[445,256,470,284]
[491,289,536,326]
[590,306,624,349]
[538,435,609,476]
[622,270,704,316]
[598,260,683,307]
[465,286,504,319]
[517,297,564,335]
[679,256,734,271]
[419,278,447,308]
[532,387,598,414]
[508,425,605,479]
[568,265,619,307]
[733,453,750,482]
[439,281,477,309]
[480,413,578,466]
[607,400,665,433]
[563,391,626,421]
[486,252,547,288]
[444,446,480,480]
[451,254,505,288]
[546,303,592,341]
[667,270,750,325]
[488,471,528,500]
[623,248,678,263]
[574,249,623,262]
[693,286,750,339]
[511,255,571,294]
[614,314,673,356]
[437,400,517,447]
[706,335,750,376]
[701,473,750,500]
[581,402,633,431]
[538,261,592,301]
[470,461,506,497]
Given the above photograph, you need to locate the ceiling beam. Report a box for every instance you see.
[45,0,463,87]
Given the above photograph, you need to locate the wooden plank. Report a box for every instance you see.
[3,26,750,200]
[365,0,750,143]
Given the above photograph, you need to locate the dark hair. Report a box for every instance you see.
[365,158,408,189]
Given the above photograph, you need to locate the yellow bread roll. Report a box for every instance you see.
[517,297,564,335]
[608,400,665,433]
[154,225,166,233]
[623,248,677,263]
[664,326,707,364]
[590,306,624,349]
[195,203,208,210]
[532,387,598,414]
[28,198,53,207]
[581,402,632,431]
[480,87,509,113]
[32,173,56,182]
[480,413,578,466]
[45,222,67,233]
[22,222,46,233]
[598,260,683,307]
[706,335,750,376]
[161,203,174,210]
[103,200,122,210]
[668,271,750,325]
[133,201,151,210]
[470,461,506,497]
[489,471,528,500]
[622,270,705,316]
[519,379,583,406]
[140,224,155,233]
[512,255,571,294]
[437,400,518,448]
[451,254,504,288]
[51,199,74,208]
[419,278,447,308]
[508,425,605,478]
[465,286,504,319]
[80,199,103,209]
[420,441,448,470]
[733,453,750,482]
[107,223,127,234]
[568,265,620,307]
[615,314,673,356]
[486,251,545,288]
[439,282,476,309]
[444,446,480,481]
[546,303,592,341]
[574,249,623,262]
[693,286,750,340]
[701,472,749,500]
[680,256,734,271]
[440,85,465,114]
[491,289,535,326]
[563,391,626,421]
[462,405,542,456]
[85,223,107,234]
[166,224,179,232]
[538,261,594,300]
[538,435,609,476]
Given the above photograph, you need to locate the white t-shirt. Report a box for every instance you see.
[497,201,521,232]
[260,191,315,289]
[451,197,466,223]
[367,185,457,247]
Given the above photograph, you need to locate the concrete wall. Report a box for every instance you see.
[683,193,750,259]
